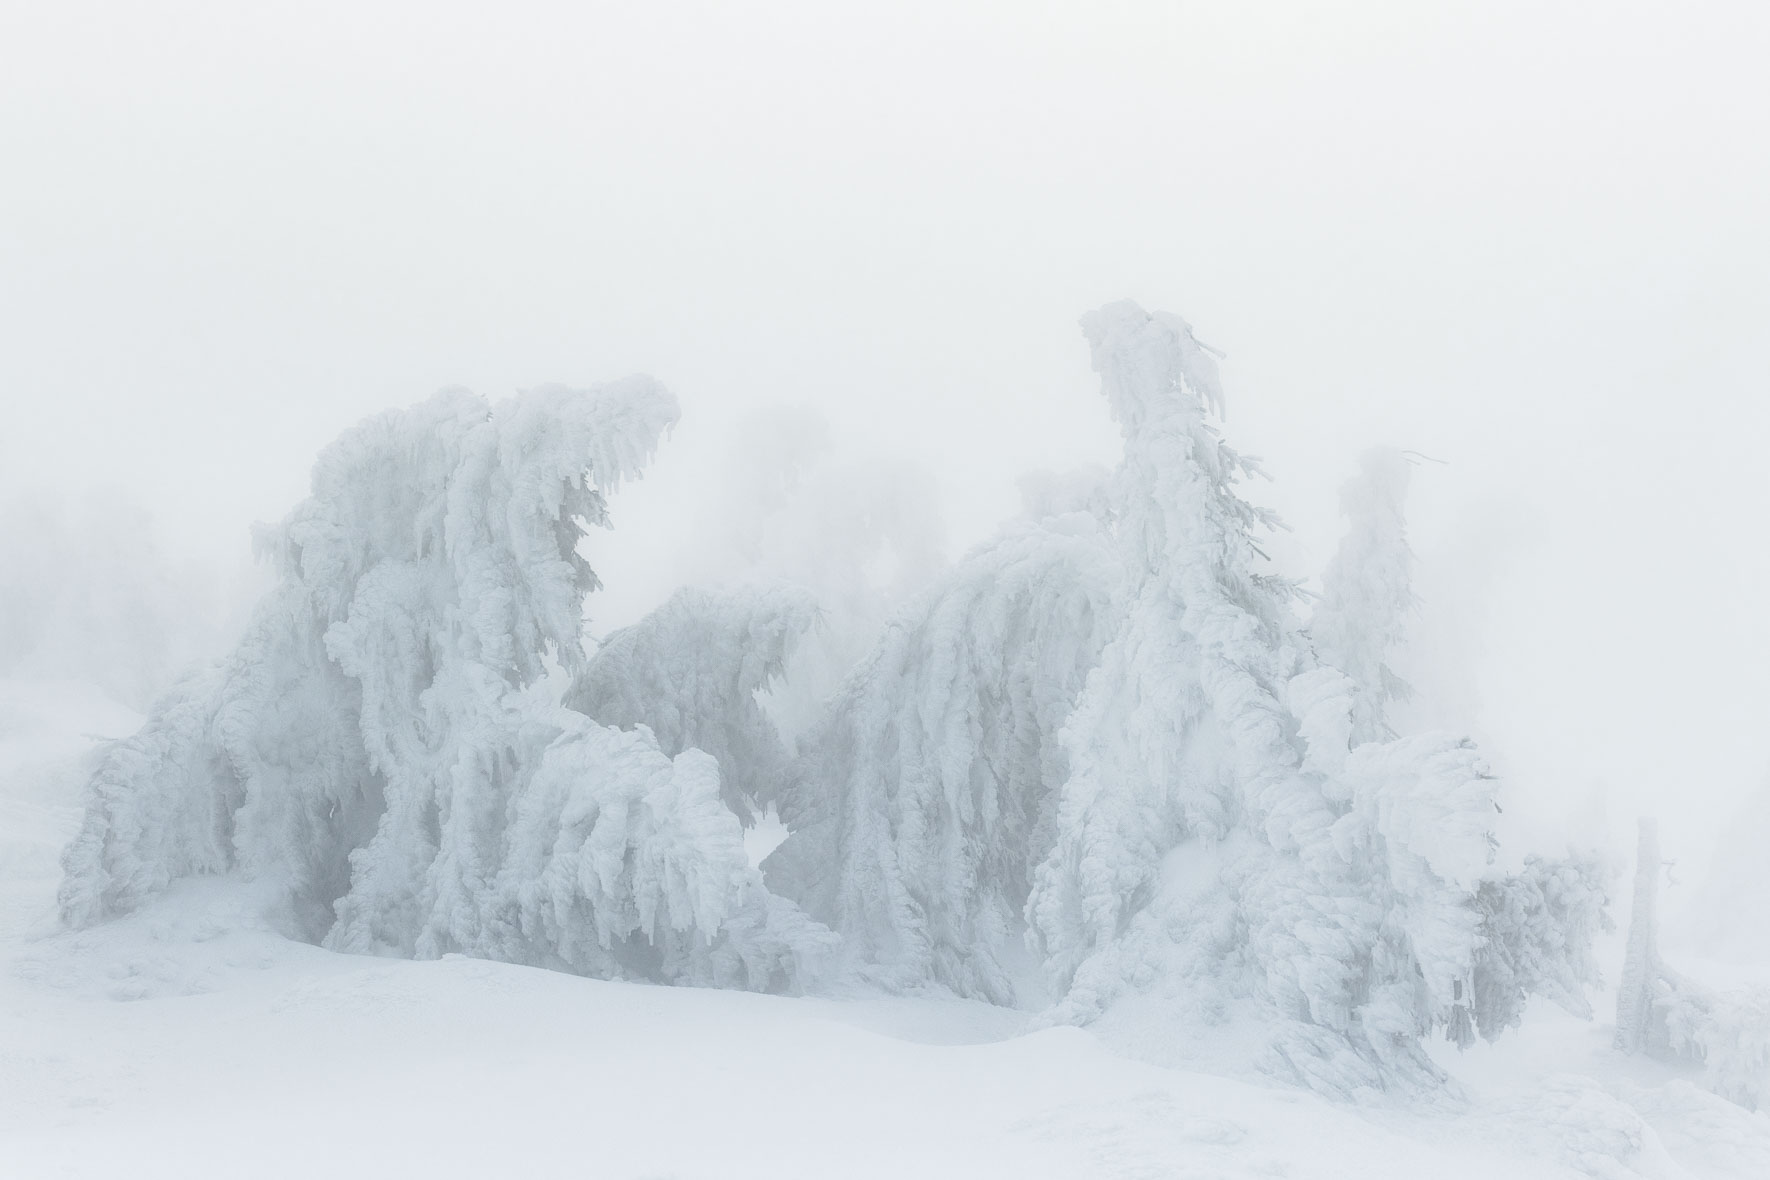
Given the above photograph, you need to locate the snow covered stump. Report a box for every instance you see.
[1615,818,1670,1056]
[58,379,834,992]
[1613,816,1770,1110]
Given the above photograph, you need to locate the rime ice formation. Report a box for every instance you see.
[59,381,832,991]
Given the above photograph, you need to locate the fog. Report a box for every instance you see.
[10,9,1770,1172]
[5,0,1767,875]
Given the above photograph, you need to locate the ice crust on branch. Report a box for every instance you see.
[765,513,1120,1003]
[60,380,832,991]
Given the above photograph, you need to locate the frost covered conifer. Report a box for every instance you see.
[60,381,832,991]
[1311,447,1416,744]
[1017,302,1604,1093]
[765,507,1119,1003]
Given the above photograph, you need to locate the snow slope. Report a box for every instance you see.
[4,680,1767,1179]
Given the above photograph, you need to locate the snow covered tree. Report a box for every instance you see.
[1027,300,1322,1028]
[1310,447,1416,744]
[1018,302,1604,1094]
[60,380,833,991]
[765,506,1119,1003]
[1311,449,1612,1048]
[565,583,821,825]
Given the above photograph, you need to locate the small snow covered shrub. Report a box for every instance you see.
[60,380,832,991]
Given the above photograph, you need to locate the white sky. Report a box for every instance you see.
[4,1,1767,862]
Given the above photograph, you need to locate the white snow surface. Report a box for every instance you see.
[6,682,1769,1179]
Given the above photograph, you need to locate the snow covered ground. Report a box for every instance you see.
[4,680,1767,1179]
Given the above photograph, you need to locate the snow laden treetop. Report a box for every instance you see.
[60,306,1606,1100]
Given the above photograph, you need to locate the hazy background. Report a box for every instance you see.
[4,1,1766,883]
